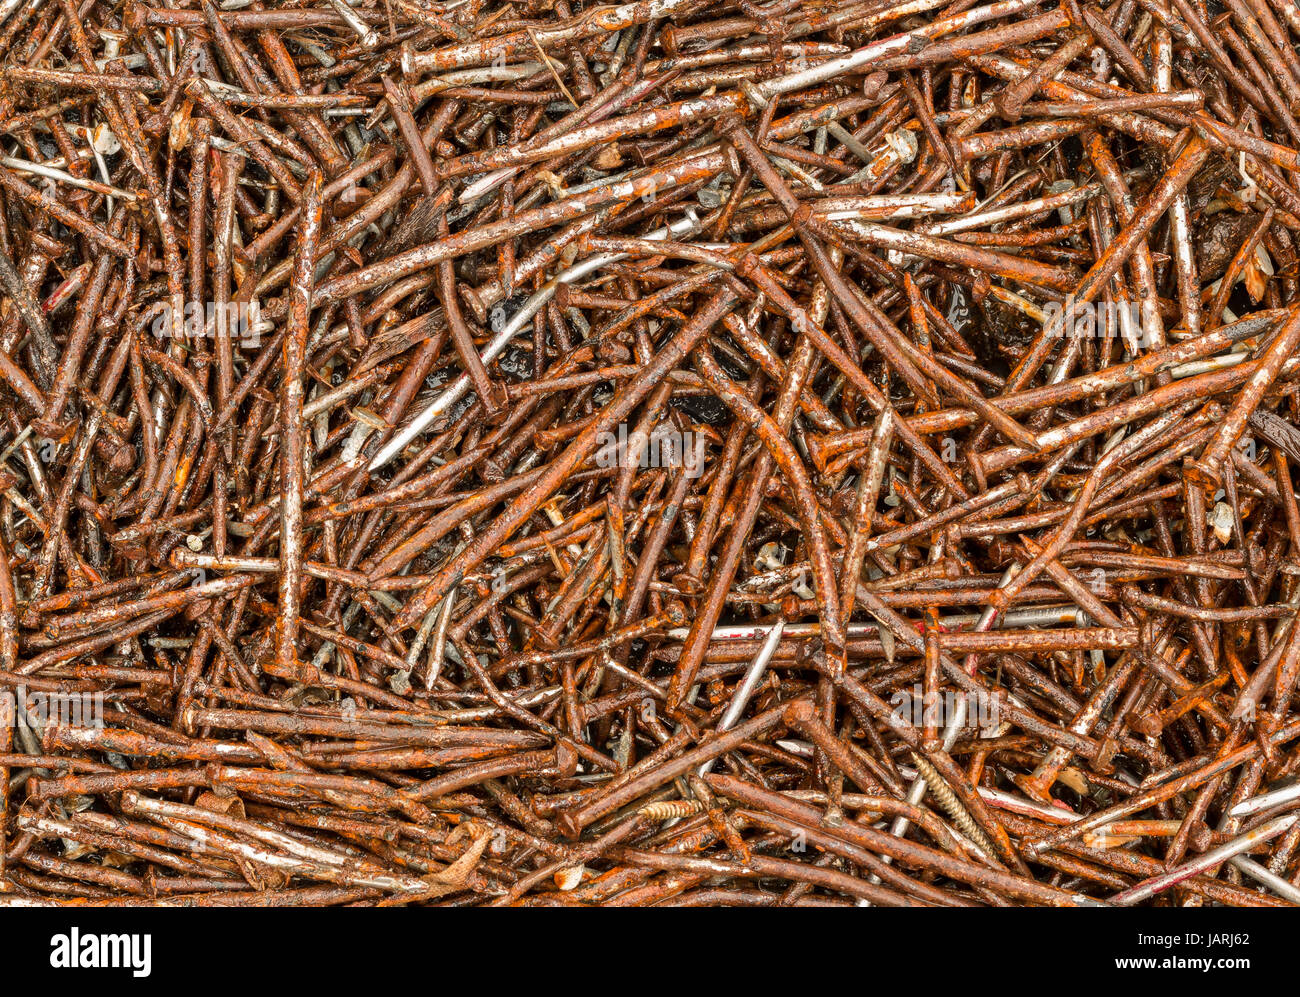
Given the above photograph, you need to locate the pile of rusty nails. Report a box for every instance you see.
[1,0,1300,908]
